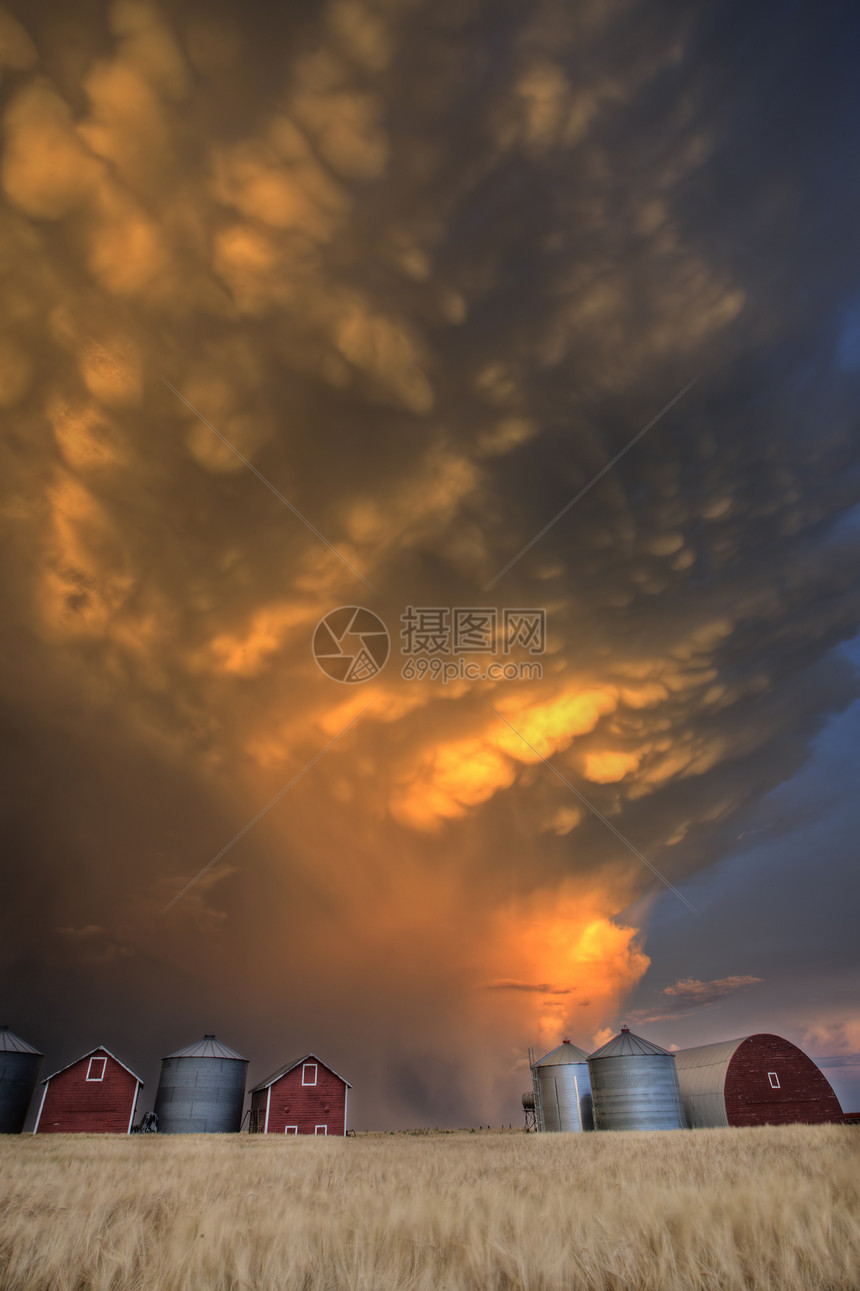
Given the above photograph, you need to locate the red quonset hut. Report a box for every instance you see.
[249,1054,351,1135]
[33,1046,142,1135]
[674,1033,844,1128]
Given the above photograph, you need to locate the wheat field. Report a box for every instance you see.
[0,1125,858,1290]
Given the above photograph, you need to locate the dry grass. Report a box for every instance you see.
[0,1125,858,1290]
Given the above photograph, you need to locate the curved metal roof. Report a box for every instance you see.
[164,1034,247,1061]
[589,1027,673,1059]
[673,1037,747,1073]
[0,1026,41,1055]
[533,1038,590,1066]
[672,1036,747,1128]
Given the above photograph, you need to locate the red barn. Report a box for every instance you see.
[675,1033,844,1128]
[33,1046,142,1135]
[249,1053,351,1135]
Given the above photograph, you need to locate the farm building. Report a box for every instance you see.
[529,1039,594,1132]
[33,1046,142,1134]
[588,1026,687,1131]
[154,1034,248,1133]
[249,1053,351,1135]
[674,1033,844,1127]
[0,1026,42,1134]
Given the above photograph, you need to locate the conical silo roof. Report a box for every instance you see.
[534,1038,590,1066]
[589,1026,672,1059]
[164,1034,247,1060]
[0,1025,41,1055]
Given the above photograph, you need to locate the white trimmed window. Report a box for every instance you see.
[768,1071,780,1089]
[302,1063,318,1086]
[86,1057,107,1081]
[314,1125,327,1135]
[285,1126,298,1135]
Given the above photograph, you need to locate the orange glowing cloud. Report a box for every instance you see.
[392,686,618,830]
[194,603,318,678]
[213,132,347,240]
[79,336,143,407]
[2,81,102,218]
[48,398,127,472]
[483,882,650,1053]
[583,748,643,783]
[0,8,37,71]
[0,335,34,407]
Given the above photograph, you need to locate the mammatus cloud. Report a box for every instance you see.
[2,0,860,1124]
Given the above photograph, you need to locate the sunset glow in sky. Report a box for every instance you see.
[2,0,859,1125]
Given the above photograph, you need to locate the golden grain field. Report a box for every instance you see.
[0,1125,858,1291]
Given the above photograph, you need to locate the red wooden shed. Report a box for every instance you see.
[249,1053,351,1135]
[674,1033,844,1128]
[33,1046,142,1135]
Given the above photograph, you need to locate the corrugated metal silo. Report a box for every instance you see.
[0,1026,42,1133]
[531,1038,594,1132]
[588,1026,687,1131]
[154,1034,248,1133]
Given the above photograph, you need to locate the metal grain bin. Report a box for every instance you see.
[532,1038,594,1132]
[154,1034,248,1133]
[588,1026,687,1131]
[0,1026,42,1133]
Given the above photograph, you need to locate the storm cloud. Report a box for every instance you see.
[2,0,859,1125]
